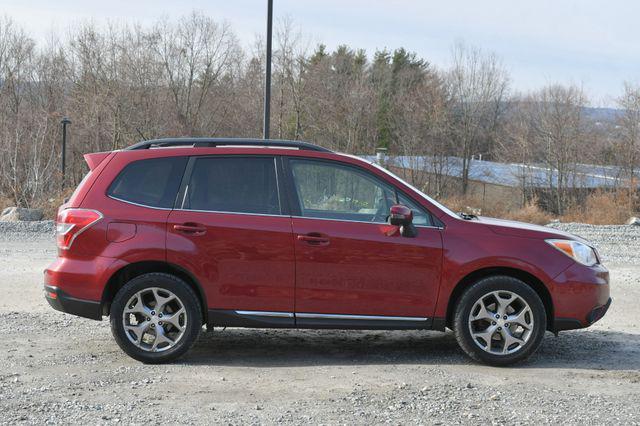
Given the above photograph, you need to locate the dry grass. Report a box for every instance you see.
[439,191,637,225]
[0,196,12,214]
[33,190,75,220]
[440,195,553,225]
[563,191,634,225]
[503,200,553,225]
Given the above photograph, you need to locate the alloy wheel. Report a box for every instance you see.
[467,290,534,355]
[122,287,187,352]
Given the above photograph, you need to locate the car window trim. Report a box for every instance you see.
[290,214,443,229]
[174,208,289,218]
[107,194,174,211]
[109,190,441,226]
[283,156,436,226]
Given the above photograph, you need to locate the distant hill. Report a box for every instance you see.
[582,107,624,122]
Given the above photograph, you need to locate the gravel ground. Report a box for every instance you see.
[0,220,54,241]
[0,221,638,425]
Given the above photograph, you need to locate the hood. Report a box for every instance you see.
[476,216,589,244]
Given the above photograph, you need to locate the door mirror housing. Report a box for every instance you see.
[389,204,413,226]
[389,205,417,237]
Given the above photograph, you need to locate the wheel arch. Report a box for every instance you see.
[101,261,208,323]
[445,267,554,331]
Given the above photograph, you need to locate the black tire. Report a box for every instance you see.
[453,276,546,366]
[110,273,202,363]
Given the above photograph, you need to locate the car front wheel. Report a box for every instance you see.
[453,276,547,366]
[110,273,202,363]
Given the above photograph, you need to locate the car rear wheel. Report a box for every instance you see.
[110,273,202,363]
[453,276,546,366]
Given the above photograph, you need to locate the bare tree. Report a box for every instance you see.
[497,96,537,207]
[617,83,640,190]
[447,42,509,194]
[527,84,589,214]
[152,12,240,135]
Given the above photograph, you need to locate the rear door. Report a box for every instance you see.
[285,158,443,325]
[166,156,295,323]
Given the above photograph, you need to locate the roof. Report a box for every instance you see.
[362,155,635,189]
[126,138,332,152]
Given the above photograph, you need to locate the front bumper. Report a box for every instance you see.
[551,262,611,332]
[586,297,612,324]
[44,285,102,320]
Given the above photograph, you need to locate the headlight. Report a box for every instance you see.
[546,239,598,266]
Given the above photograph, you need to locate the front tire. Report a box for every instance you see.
[110,273,202,363]
[453,276,546,366]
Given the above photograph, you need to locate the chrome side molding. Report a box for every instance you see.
[295,313,428,321]
[235,310,294,318]
[234,310,428,322]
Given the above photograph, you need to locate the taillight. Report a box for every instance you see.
[56,209,103,250]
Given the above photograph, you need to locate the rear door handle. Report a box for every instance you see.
[297,233,330,246]
[174,223,207,236]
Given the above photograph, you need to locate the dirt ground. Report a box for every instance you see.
[0,235,639,425]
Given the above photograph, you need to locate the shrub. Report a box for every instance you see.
[33,189,75,220]
[563,190,635,225]
[504,199,553,225]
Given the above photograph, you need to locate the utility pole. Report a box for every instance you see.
[263,0,273,140]
[61,117,71,189]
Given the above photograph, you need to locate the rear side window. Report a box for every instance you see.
[183,157,280,215]
[108,157,187,208]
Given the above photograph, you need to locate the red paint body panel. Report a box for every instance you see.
[166,211,295,312]
[45,255,126,301]
[548,262,610,326]
[292,218,442,317]
[107,222,137,243]
[84,151,111,171]
[44,144,610,332]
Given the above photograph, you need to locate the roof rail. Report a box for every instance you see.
[125,138,332,152]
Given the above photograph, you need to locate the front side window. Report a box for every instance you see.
[108,157,187,208]
[398,193,432,226]
[184,157,280,215]
[290,159,396,223]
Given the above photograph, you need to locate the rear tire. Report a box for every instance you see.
[110,273,202,363]
[453,276,546,366]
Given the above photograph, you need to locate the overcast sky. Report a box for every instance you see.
[2,0,638,106]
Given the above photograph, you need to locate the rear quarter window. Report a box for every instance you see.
[108,157,187,208]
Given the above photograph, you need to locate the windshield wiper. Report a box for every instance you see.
[458,212,478,220]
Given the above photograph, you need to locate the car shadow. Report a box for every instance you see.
[182,328,640,371]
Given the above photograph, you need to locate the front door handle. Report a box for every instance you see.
[297,233,330,246]
[174,223,207,236]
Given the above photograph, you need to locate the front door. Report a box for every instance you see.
[286,158,443,326]
[166,156,295,325]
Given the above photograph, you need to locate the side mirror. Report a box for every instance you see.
[389,205,417,238]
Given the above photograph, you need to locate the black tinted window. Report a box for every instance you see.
[108,157,187,208]
[184,157,280,215]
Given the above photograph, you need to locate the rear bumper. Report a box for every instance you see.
[44,255,123,302]
[44,285,102,320]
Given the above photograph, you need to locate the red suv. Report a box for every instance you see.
[44,138,611,365]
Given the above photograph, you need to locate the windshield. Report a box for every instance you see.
[352,155,460,219]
